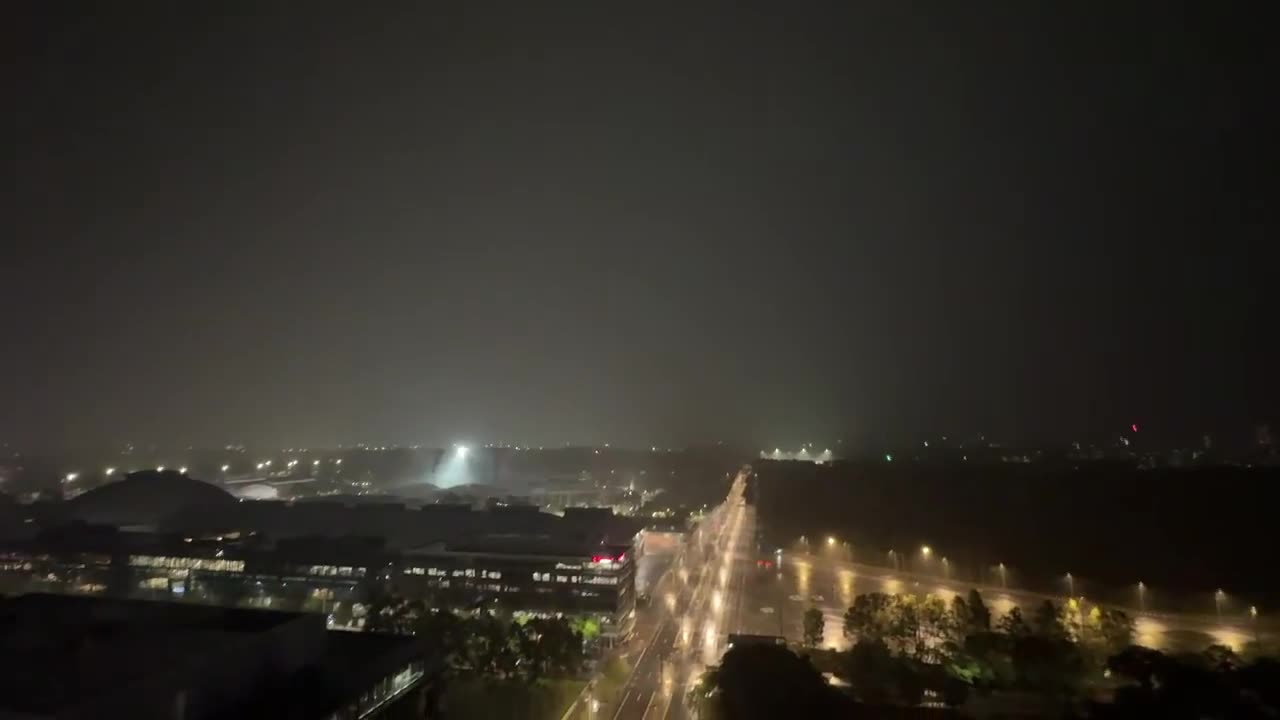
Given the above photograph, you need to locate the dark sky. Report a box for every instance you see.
[6,3,1276,451]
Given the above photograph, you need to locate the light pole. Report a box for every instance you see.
[1137,581,1146,613]
[1066,573,1075,598]
[998,562,1007,589]
[1250,606,1259,641]
[1215,589,1225,620]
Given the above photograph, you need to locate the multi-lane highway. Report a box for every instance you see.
[593,468,752,712]
[736,547,1265,655]
[567,470,751,720]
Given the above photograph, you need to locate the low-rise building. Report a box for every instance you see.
[0,592,437,719]
[0,471,642,643]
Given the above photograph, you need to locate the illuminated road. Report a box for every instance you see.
[741,550,1268,654]
[562,471,750,720]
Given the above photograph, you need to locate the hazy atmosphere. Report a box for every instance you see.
[9,4,1274,450]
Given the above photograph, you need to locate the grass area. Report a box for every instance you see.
[442,677,586,720]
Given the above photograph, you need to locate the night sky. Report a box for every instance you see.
[7,4,1275,451]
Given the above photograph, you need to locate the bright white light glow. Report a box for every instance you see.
[179,467,188,474]
[220,464,230,472]
[104,467,116,476]
[456,445,470,458]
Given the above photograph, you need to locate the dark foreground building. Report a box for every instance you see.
[0,593,438,720]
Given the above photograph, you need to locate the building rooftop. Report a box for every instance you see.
[156,500,643,556]
[0,594,433,720]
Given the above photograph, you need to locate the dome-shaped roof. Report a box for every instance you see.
[67,470,234,527]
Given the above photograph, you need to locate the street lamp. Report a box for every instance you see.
[1215,589,1226,620]
[1066,573,1075,598]
[827,536,836,547]
[104,467,116,477]
[1137,581,1146,613]
[64,472,78,483]
[921,545,932,558]
[220,464,230,472]
[998,562,1007,589]
[1251,606,1259,641]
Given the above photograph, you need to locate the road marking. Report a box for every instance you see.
[612,618,667,720]
[642,690,658,718]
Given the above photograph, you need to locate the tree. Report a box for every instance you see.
[996,606,1031,637]
[892,658,926,706]
[363,594,424,635]
[568,615,602,644]
[965,589,991,633]
[1033,600,1068,640]
[845,638,897,705]
[1201,644,1240,673]
[1011,634,1084,704]
[687,668,724,720]
[516,617,584,680]
[414,609,467,669]
[914,594,954,662]
[1106,645,1167,691]
[464,612,518,677]
[802,607,824,647]
[709,644,842,720]
[885,595,921,657]
[1090,607,1134,659]
[843,592,894,642]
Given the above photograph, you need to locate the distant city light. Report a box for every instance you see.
[885,453,893,462]
[64,472,79,483]
[921,545,932,557]
[104,467,116,476]
[220,464,230,472]
[156,466,165,472]
[179,466,188,474]
[456,445,470,458]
